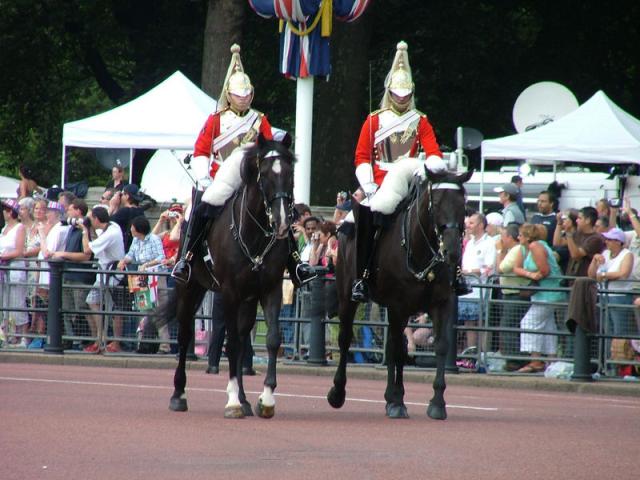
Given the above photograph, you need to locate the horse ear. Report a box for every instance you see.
[257,133,267,150]
[279,132,292,149]
[240,151,258,184]
[459,169,474,183]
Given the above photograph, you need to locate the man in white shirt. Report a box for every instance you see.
[80,205,125,353]
[458,213,496,353]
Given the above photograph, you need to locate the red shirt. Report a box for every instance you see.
[354,110,442,186]
[194,110,273,178]
[161,233,180,261]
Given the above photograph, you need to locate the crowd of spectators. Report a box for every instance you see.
[1,167,639,377]
[451,179,640,375]
[0,164,175,354]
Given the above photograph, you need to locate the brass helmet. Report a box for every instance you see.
[217,44,254,111]
[381,41,416,111]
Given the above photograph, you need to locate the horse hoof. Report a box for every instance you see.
[427,402,447,420]
[386,403,409,419]
[327,387,346,409]
[224,405,245,419]
[169,397,188,412]
[256,399,275,419]
[241,401,254,417]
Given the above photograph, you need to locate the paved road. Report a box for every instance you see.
[2,362,639,480]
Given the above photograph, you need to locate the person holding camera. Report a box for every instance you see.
[109,184,146,251]
[80,205,125,353]
[152,204,184,272]
[561,206,605,280]
[50,199,95,348]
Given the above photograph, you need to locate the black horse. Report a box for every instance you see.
[158,135,294,419]
[327,169,473,419]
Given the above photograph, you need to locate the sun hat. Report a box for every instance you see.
[1,198,20,213]
[602,227,625,243]
[486,212,504,227]
[46,201,65,213]
[493,183,519,196]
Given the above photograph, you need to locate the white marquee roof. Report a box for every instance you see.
[62,71,216,150]
[482,90,640,164]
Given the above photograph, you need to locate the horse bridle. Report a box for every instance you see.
[402,179,464,282]
[231,153,294,270]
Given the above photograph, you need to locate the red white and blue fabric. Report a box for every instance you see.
[248,0,371,78]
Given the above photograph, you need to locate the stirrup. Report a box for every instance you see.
[171,259,192,284]
[295,262,318,287]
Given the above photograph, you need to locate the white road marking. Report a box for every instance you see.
[0,376,500,411]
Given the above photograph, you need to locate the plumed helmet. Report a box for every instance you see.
[227,71,253,97]
[381,41,416,110]
[218,44,253,111]
[388,68,413,97]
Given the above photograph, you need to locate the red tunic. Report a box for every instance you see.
[193,110,273,178]
[354,110,442,186]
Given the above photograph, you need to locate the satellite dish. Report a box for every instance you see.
[456,127,484,150]
[512,82,579,133]
[96,148,131,171]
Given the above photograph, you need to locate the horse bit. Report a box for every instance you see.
[402,179,464,282]
[231,153,294,271]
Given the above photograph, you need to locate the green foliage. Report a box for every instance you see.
[1,0,638,202]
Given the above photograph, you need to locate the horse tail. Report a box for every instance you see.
[151,287,179,329]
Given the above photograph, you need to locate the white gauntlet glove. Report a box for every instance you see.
[424,155,447,173]
[362,182,378,198]
[356,163,378,198]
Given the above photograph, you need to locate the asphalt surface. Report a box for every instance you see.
[2,359,639,480]
[1,350,639,398]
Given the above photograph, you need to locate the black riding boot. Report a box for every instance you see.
[172,202,221,283]
[454,266,473,296]
[287,230,317,288]
[351,205,376,303]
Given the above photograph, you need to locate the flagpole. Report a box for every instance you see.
[294,76,314,204]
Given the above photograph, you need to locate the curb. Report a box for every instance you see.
[2,351,639,398]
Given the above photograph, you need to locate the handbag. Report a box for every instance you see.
[518,280,538,299]
[107,261,127,287]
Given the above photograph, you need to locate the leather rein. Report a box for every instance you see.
[401,179,464,282]
[230,155,294,271]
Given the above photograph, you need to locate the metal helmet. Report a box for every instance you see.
[381,41,416,110]
[227,71,253,97]
[218,44,254,111]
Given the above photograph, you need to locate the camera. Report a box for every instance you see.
[66,217,90,228]
[608,198,621,208]
[168,211,179,218]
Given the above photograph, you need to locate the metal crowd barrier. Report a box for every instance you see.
[1,259,639,380]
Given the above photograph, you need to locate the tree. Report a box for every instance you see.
[201,0,247,97]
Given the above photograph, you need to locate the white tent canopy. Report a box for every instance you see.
[481,90,640,164]
[140,149,194,203]
[0,175,20,199]
[478,91,640,210]
[61,71,216,185]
